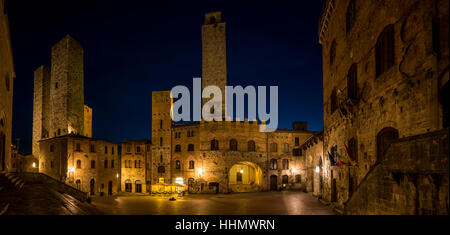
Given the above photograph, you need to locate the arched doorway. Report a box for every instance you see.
[270,175,278,191]
[90,179,95,195]
[75,179,81,191]
[108,181,113,195]
[376,127,399,162]
[125,179,132,192]
[228,161,263,192]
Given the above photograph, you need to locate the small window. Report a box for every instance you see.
[111,147,114,155]
[50,161,54,168]
[176,160,181,170]
[126,145,131,153]
[57,129,61,136]
[229,139,238,151]
[188,144,194,152]
[160,137,163,146]
[247,140,256,152]
[104,146,108,154]
[160,154,163,163]
[211,139,219,150]
[158,166,165,173]
[347,64,358,99]
[270,143,278,152]
[175,145,181,152]
[136,146,141,153]
[111,160,114,168]
[376,24,395,77]
[104,159,108,168]
[91,160,96,169]
[295,137,299,146]
[90,144,95,152]
[270,159,278,170]
[293,148,302,156]
[160,120,163,129]
[189,160,195,169]
[282,143,289,153]
[55,82,58,89]
[329,40,336,66]
[50,144,54,152]
[75,143,81,152]
[295,174,301,183]
[282,159,289,170]
[346,0,356,33]
[76,160,81,169]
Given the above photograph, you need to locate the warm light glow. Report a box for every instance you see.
[240,169,244,174]
[32,162,36,168]
[292,167,297,173]
[315,166,320,173]
[68,167,75,173]
[198,168,203,176]
[175,177,184,185]
[116,173,119,178]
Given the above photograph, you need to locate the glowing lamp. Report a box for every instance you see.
[32,162,36,168]
[240,169,244,174]
[198,168,203,176]
[68,167,75,173]
[315,166,320,173]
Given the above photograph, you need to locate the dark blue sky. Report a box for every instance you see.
[8,0,325,154]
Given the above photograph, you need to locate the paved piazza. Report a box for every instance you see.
[91,191,335,215]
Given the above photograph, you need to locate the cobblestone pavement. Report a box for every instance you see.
[91,191,335,215]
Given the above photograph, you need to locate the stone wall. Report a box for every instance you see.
[121,140,151,193]
[0,0,15,173]
[319,0,449,210]
[83,105,92,138]
[345,129,449,214]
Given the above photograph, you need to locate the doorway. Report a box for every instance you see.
[90,179,95,195]
[108,181,113,195]
[135,180,142,193]
[270,175,278,191]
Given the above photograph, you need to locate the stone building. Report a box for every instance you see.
[39,135,120,196]
[318,0,449,214]
[302,131,324,197]
[150,12,317,193]
[0,0,15,173]
[121,139,151,193]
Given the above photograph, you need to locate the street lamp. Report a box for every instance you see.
[315,166,320,173]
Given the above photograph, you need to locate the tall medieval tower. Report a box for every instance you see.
[33,35,87,158]
[201,12,227,116]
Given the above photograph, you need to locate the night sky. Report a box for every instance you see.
[8,0,325,155]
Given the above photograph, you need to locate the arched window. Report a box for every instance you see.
[376,24,395,77]
[329,40,336,66]
[248,140,256,152]
[229,139,237,151]
[76,160,81,169]
[270,159,278,170]
[346,0,356,33]
[175,160,181,170]
[376,127,399,162]
[189,160,195,169]
[282,143,289,153]
[270,143,278,152]
[188,144,194,151]
[75,179,81,190]
[158,166,165,173]
[91,160,95,169]
[175,144,181,152]
[282,159,289,170]
[348,138,358,162]
[211,139,219,150]
[330,87,337,113]
[282,175,289,185]
[347,63,358,99]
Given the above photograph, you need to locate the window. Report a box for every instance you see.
[247,140,255,152]
[175,145,181,152]
[347,63,358,100]
[282,143,289,153]
[376,24,395,77]
[189,160,194,169]
[176,160,181,170]
[160,137,163,146]
[5,74,10,92]
[91,160,95,169]
[111,160,114,168]
[270,159,278,170]
[134,160,137,168]
[136,146,141,153]
[282,175,289,184]
[57,129,61,136]
[158,166,165,173]
[282,159,289,170]
[270,143,277,152]
[55,82,58,89]
[295,137,299,146]
[188,144,194,152]
[135,180,142,193]
[50,161,54,168]
[112,147,114,155]
[50,144,54,152]
[90,144,95,152]
[77,160,81,168]
[104,159,108,168]
[329,40,336,66]
[126,145,131,153]
[295,175,301,183]
[75,143,81,152]
[330,87,337,113]
[125,180,132,192]
[211,139,219,150]
[236,172,243,183]
[160,154,163,163]
[293,148,302,156]
[160,120,163,129]
[346,0,356,33]
[348,138,358,162]
[104,146,108,154]
[229,139,237,151]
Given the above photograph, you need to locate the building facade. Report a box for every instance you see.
[318,0,449,214]
[121,139,151,193]
[0,0,15,173]
[149,12,317,193]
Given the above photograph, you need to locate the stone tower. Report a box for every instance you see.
[49,35,84,137]
[201,12,227,116]
[32,66,51,157]
[83,105,92,138]
[151,91,173,184]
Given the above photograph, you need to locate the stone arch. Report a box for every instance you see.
[228,161,263,193]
